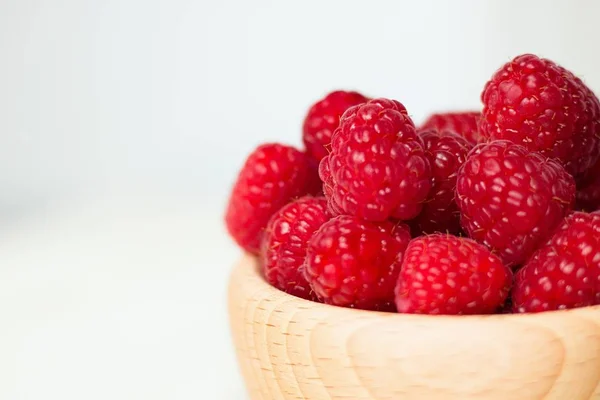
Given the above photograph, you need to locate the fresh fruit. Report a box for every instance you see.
[513,211,600,313]
[261,196,330,300]
[225,143,321,254]
[410,129,473,235]
[576,158,600,211]
[305,215,411,311]
[319,98,432,221]
[456,140,575,267]
[395,234,512,315]
[421,111,482,144]
[224,54,600,315]
[302,90,369,163]
[480,53,600,178]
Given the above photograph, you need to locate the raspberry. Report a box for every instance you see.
[225,143,321,254]
[410,129,473,235]
[421,111,482,144]
[513,211,600,313]
[456,140,575,267]
[576,158,600,211]
[302,90,369,163]
[395,234,512,315]
[480,53,600,178]
[305,215,411,311]
[261,196,329,300]
[319,98,432,221]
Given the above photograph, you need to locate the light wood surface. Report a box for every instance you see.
[228,254,600,400]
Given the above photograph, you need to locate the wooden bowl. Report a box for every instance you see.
[228,254,600,400]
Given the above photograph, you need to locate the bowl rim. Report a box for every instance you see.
[235,252,600,322]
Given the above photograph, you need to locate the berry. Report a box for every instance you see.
[456,140,575,267]
[480,53,600,178]
[421,111,482,144]
[305,215,411,311]
[225,143,321,254]
[410,129,473,235]
[261,196,330,300]
[319,98,432,221]
[513,211,600,313]
[395,234,512,315]
[576,158,600,212]
[302,90,368,163]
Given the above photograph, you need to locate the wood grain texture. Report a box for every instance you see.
[228,254,600,400]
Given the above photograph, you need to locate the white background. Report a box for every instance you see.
[1,0,599,399]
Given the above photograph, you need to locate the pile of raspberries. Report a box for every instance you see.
[225,53,600,315]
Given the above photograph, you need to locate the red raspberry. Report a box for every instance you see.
[513,211,600,313]
[225,143,321,254]
[480,53,600,178]
[261,196,330,301]
[319,98,432,221]
[456,140,575,267]
[395,234,512,315]
[421,111,482,145]
[302,90,368,163]
[305,215,411,311]
[410,129,473,235]
[576,158,600,211]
